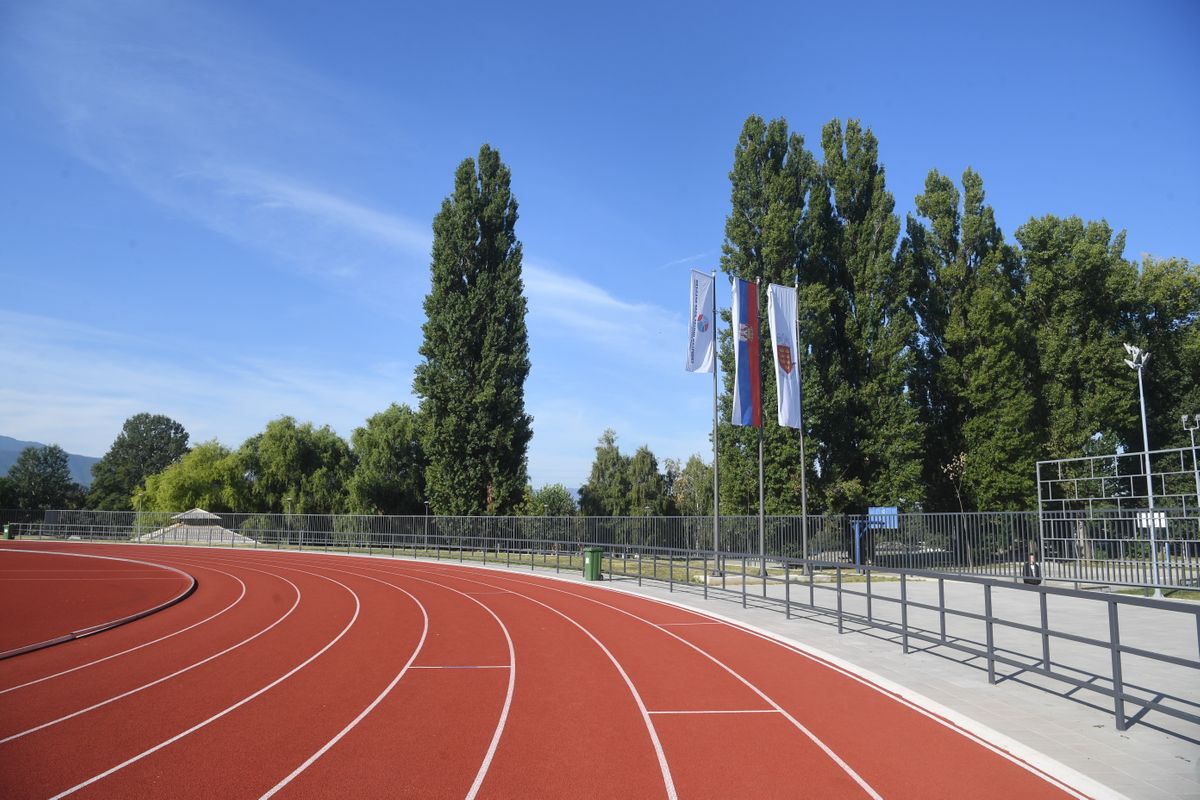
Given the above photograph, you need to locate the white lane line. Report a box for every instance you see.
[627,597,1102,800]
[648,709,780,715]
[409,665,510,669]
[418,567,677,800]
[0,577,187,581]
[258,577,429,800]
[2,569,299,744]
[241,554,517,800]
[435,568,875,800]
[48,571,362,800]
[655,622,722,626]
[0,566,247,696]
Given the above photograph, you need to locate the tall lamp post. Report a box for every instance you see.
[1184,414,1200,512]
[1124,344,1161,596]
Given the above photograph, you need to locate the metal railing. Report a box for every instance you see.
[7,520,1197,735]
[21,508,1200,590]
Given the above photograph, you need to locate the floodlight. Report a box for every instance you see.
[1124,342,1137,356]
[1124,359,1137,370]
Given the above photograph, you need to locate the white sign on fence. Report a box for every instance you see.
[1136,511,1167,530]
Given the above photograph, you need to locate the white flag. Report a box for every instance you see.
[685,270,715,373]
[767,283,801,428]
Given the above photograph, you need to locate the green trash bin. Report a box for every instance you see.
[3,524,11,540]
[583,547,603,580]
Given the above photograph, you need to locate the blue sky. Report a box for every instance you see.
[1,0,1197,489]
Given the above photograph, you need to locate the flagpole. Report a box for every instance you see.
[795,274,809,572]
[711,269,721,577]
[757,277,765,577]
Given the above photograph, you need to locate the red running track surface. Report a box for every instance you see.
[0,548,194,656]
[0,541,1098,799]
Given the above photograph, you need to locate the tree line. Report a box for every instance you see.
[4,124,1196,518]
[713,115,1198,514]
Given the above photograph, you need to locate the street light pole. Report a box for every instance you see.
[1184,414,1200,513]
[1124,344,1160,596]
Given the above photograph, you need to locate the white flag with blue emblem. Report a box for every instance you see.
[685,270,715,373]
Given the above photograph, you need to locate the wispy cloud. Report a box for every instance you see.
[658,252,713,270]
[6,0,428,290]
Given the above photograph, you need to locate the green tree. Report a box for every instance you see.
[806,119,924,508]
[347,404,426,515]
[957,255,1039,508]
[88,413,190,510]
[413,144,532,516]
[136,440,249,512]
[239,417,354,513]
[1018,216,1139,457]
[717,115,813,515]
[900,169,1038,508]
[667,455,713,517]
[8,445,85,509]
[578,430,630,516]
[628,445,668,515]
[531,484,578,516]
[1134,256,1200,448]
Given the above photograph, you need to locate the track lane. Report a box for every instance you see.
[413,562,877,798]
[0,545,1097,798]
[0,560,356,799]
[59,555,427,799]
[0,562,288,734]
[255,556,514,799]
[0,548,195,656]
[0,558,246,694]
[449,565,1082,800]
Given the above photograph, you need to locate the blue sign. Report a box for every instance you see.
[867,506,898,529]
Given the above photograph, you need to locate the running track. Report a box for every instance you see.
[0,541,1102,799]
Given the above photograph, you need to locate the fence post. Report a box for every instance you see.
[836,566,844,634]
[901,572,909,654]
[939,578,946,643]
[866,568,873,623]
[703,554,709,600]
[785,562,791,619]
[742,556,747,609]
[984,583,996,684]
[1040,590,1051,670]
[1108,600,1126,731]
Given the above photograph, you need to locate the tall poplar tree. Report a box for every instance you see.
[414,145,532,515]
[901,169,1038,508]
[1018,216,1138,457]
[717,115,814,514]
[810,119,924,508]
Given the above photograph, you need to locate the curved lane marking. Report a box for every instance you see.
[245,554,518,800]
[0,565,248,696]
[421,564,877,799]
[1,567,300,743]
[431,562,1099,800]
[0,549,197,659]
[47,567,362,800]
[413,564,678,800]
[598,582,1101,800]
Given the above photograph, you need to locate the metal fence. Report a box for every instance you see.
[15,508,1198,590]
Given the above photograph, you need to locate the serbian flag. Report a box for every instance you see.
[731,277,761,427]
[685,270,715,373]
[767,283,801,428]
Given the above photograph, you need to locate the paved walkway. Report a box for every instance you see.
[590,568,1200,800]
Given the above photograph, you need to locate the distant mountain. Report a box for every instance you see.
[0,436,99,488]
